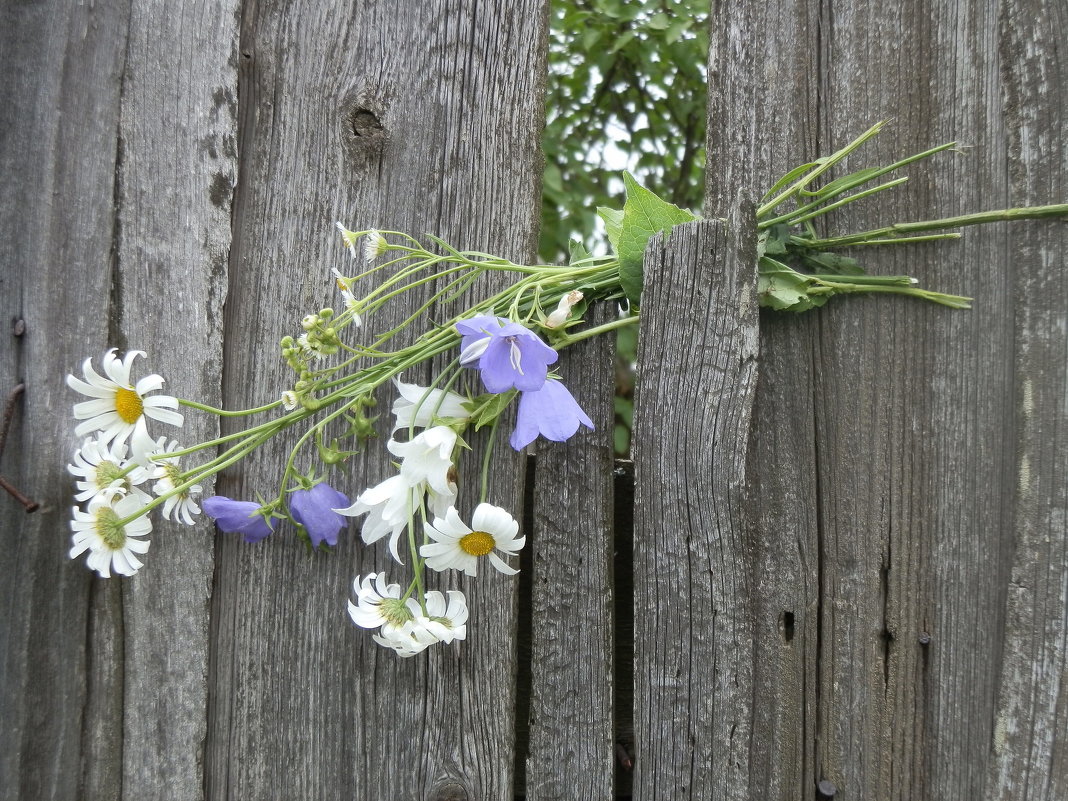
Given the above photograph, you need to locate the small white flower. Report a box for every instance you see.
[363,229,388,262]
[421,503,525,577]
[388,425,457,495]
[347,573,415,636]
[334,475,418,562]
[335,221,359,258]
[281,390,298,411]
[372,624,436,658]
[69,491,152,578]
[296,333,327,360]
[67,434,149,503]
[149,438,202,525]
[391,378,470,432]
[415,590,469,644]
[331,267,363,322]
[545,290,584,328]
[67,349,184,445]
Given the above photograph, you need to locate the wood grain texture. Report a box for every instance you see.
[631,219,759,800]
[716,0,1067,799]
[0,1,130,798]
[987,2,1068,798]
[205,2,548,799]
[705,4,823,798]
[525,303,616,801]
[112,1,239,799]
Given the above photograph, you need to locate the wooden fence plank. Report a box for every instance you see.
[0,2,131,798]
[988,3,1068,798]
[704,4,823,798]
[710,1,1066,799]
[631,219,759,800]
[113,2,238,798]
[525,304,616,801]
[205,2,548,799]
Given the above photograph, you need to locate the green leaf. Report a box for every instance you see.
[617,171,699,307]
[463,390,517,431]
[568,238,591,265]
[757,257,826,312]
[598,206,624,253]
[799,250,864,276]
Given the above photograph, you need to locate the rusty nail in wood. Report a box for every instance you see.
[817,778,837,797]
[918,632,931,645]
[0,476,39,513]
[12,319,25,337]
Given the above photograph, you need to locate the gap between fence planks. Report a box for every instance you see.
[631,218,760,800]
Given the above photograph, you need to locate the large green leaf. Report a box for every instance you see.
[617,171,698,307]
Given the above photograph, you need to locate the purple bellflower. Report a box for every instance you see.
[456,315,558,393]
[203,495,275,543]
[509,378,595,451]
[290,482,351,548]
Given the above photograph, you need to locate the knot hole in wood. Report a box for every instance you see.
[340,95,389,166]
[427,780,469,801]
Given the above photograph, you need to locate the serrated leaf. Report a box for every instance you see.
[799,250,865,276]
[757,257,822,311]
[598,206,624,253]
[568,238,591,265]
[617,171,699,307]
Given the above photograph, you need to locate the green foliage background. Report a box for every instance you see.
[540,0,710,263]
[542,0,710,453]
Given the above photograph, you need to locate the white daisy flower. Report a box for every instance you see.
[347,573,416,636]
[69,491,152,578]
[363,229,388,262]
[148,438,202,525]
[67,349,183,445]
[372,623,436,658]
[281,390,299,411]
[391,378,470,433]
[296,333,328,360]
[388,425,457,496]
[415,589,469,644]
[67,434,149,503]
[421,503,525,577]
[335,221,359,258]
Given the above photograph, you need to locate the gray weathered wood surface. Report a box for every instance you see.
[526,302,616,801]
[709,0,1067,799]
[631,220,760,800]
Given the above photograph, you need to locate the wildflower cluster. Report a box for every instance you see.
[61,126,1066,654]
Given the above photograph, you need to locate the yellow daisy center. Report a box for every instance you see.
[460,530,495,557]
[114,387,144,424]
[94,507,127,551]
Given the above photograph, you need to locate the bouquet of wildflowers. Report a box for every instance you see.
[61,124,1066,656]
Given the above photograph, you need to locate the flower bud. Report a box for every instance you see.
[301,314,320,331]
[545,290,584,328]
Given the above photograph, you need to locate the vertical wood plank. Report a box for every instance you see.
[525,304,616,801]
[631,219,759,800]
[206,2,548,799]
[705,3,823,798]
[0,1,131,798]
[988,2,1068,798]
[114,1,238,798]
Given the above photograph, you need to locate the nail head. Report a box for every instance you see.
[817,778,837,797]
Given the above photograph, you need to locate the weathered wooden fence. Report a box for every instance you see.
[1,0,1064,799]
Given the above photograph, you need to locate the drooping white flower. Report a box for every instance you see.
[334,474,418,562]
[69,491,152,578]
[388,425,457,496]
[372,622,436,658]
[67,349,183,445]
[347,573,416,636]
[67,434,149,503]
[335,221,359,259]
[363,229,388,262]
[148,438,202,525]
[331,267,363,323]
[415,590,469,644]
[281,390,298,411]
[391,378,469,432]
[421,503,525,577]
